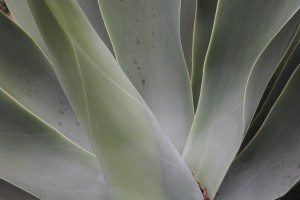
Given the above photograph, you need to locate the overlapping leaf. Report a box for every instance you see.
[216,65,300,200]
[26,0,203,199]
[183,1,300,198]
[0,11,92,151]
[98,0,194,152]
[191,0,218,108]
[0,88,108,199]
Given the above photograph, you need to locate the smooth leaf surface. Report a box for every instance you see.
[0,10,92,152]
[0,88,108,200]
[98,0,194,152]
[5,0,48,55]
[216,65,300,200]
[180,0,196,72]
[241,14,300,152]
[76,0,114,54]
[6,0,113,56]
[28,1,203,199]
[243,10,300,134]
[191,0,218,109]
[183,1,300,198]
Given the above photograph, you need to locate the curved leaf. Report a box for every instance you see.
[98,0,194,152]
[0,10,92,152]
[191,0,218,109]
[244,10,300,132]
[76,0,114,54]
[5,0,48,55]
[180,0,196,72]
[6,0,114,57]
[216,65,300,200]
[27,1,203,199]
[183,1,300,198]
[0,88,108,200]
[240,13,300,152]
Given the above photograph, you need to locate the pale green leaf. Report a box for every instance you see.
[243,10,300,133]
[0,10,92,152]
[183,1,300,198]
[216,65,300,200]
[241,12,300,152]
[0,88,108,200]
[76,0,114,54]
[180,0,196,72]
[191,0,218,109]
[98,0,194,152]
[5,0,48,55]
[27,1,203,199]
[6,0,113,57]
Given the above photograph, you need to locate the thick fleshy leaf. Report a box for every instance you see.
[6,0,113,57]
[27,1,203,199]
[0,88,108,200]
[239,11,300,152]
[0,179,38,200]
[183,1,300,198]
[5,0,48,55]
[216,65,300,200]
[76,0,114,54]
[98,0,194,152]
[191,0,218,109]
[243,10,300,133]
[180,0,196,72]
[0,11,92,152]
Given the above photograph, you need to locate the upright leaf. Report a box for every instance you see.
[98,0,194,152]
[6,0,114,56]
[240,14,300,152]
[0,10,92,151]
[183,1,300,198]
[0,88,108,200]
[243,10,300,133]
[191,0,218,109]
[76,0,114,54]
[180,0,196,72]
[216,65,300,200]
[27,1,203,199]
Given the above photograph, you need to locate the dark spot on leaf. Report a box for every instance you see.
[136,37,140,45]
[59,110,64,115]
[152,32,155,36]
[133,59,138,64]
[152,7,154,10]
[142,79,145,87]
[135,18,138,23]
[58,122,62,125]
[24,77,30,82]
[297,164,300,168]
[152,14,156,18]
[76,122,80,125]
[137,66,141,70]
[27,92,31,97]
[59,100,63,104]
[123,31,126,35]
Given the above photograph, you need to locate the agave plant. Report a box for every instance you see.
[0,0,300,199]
